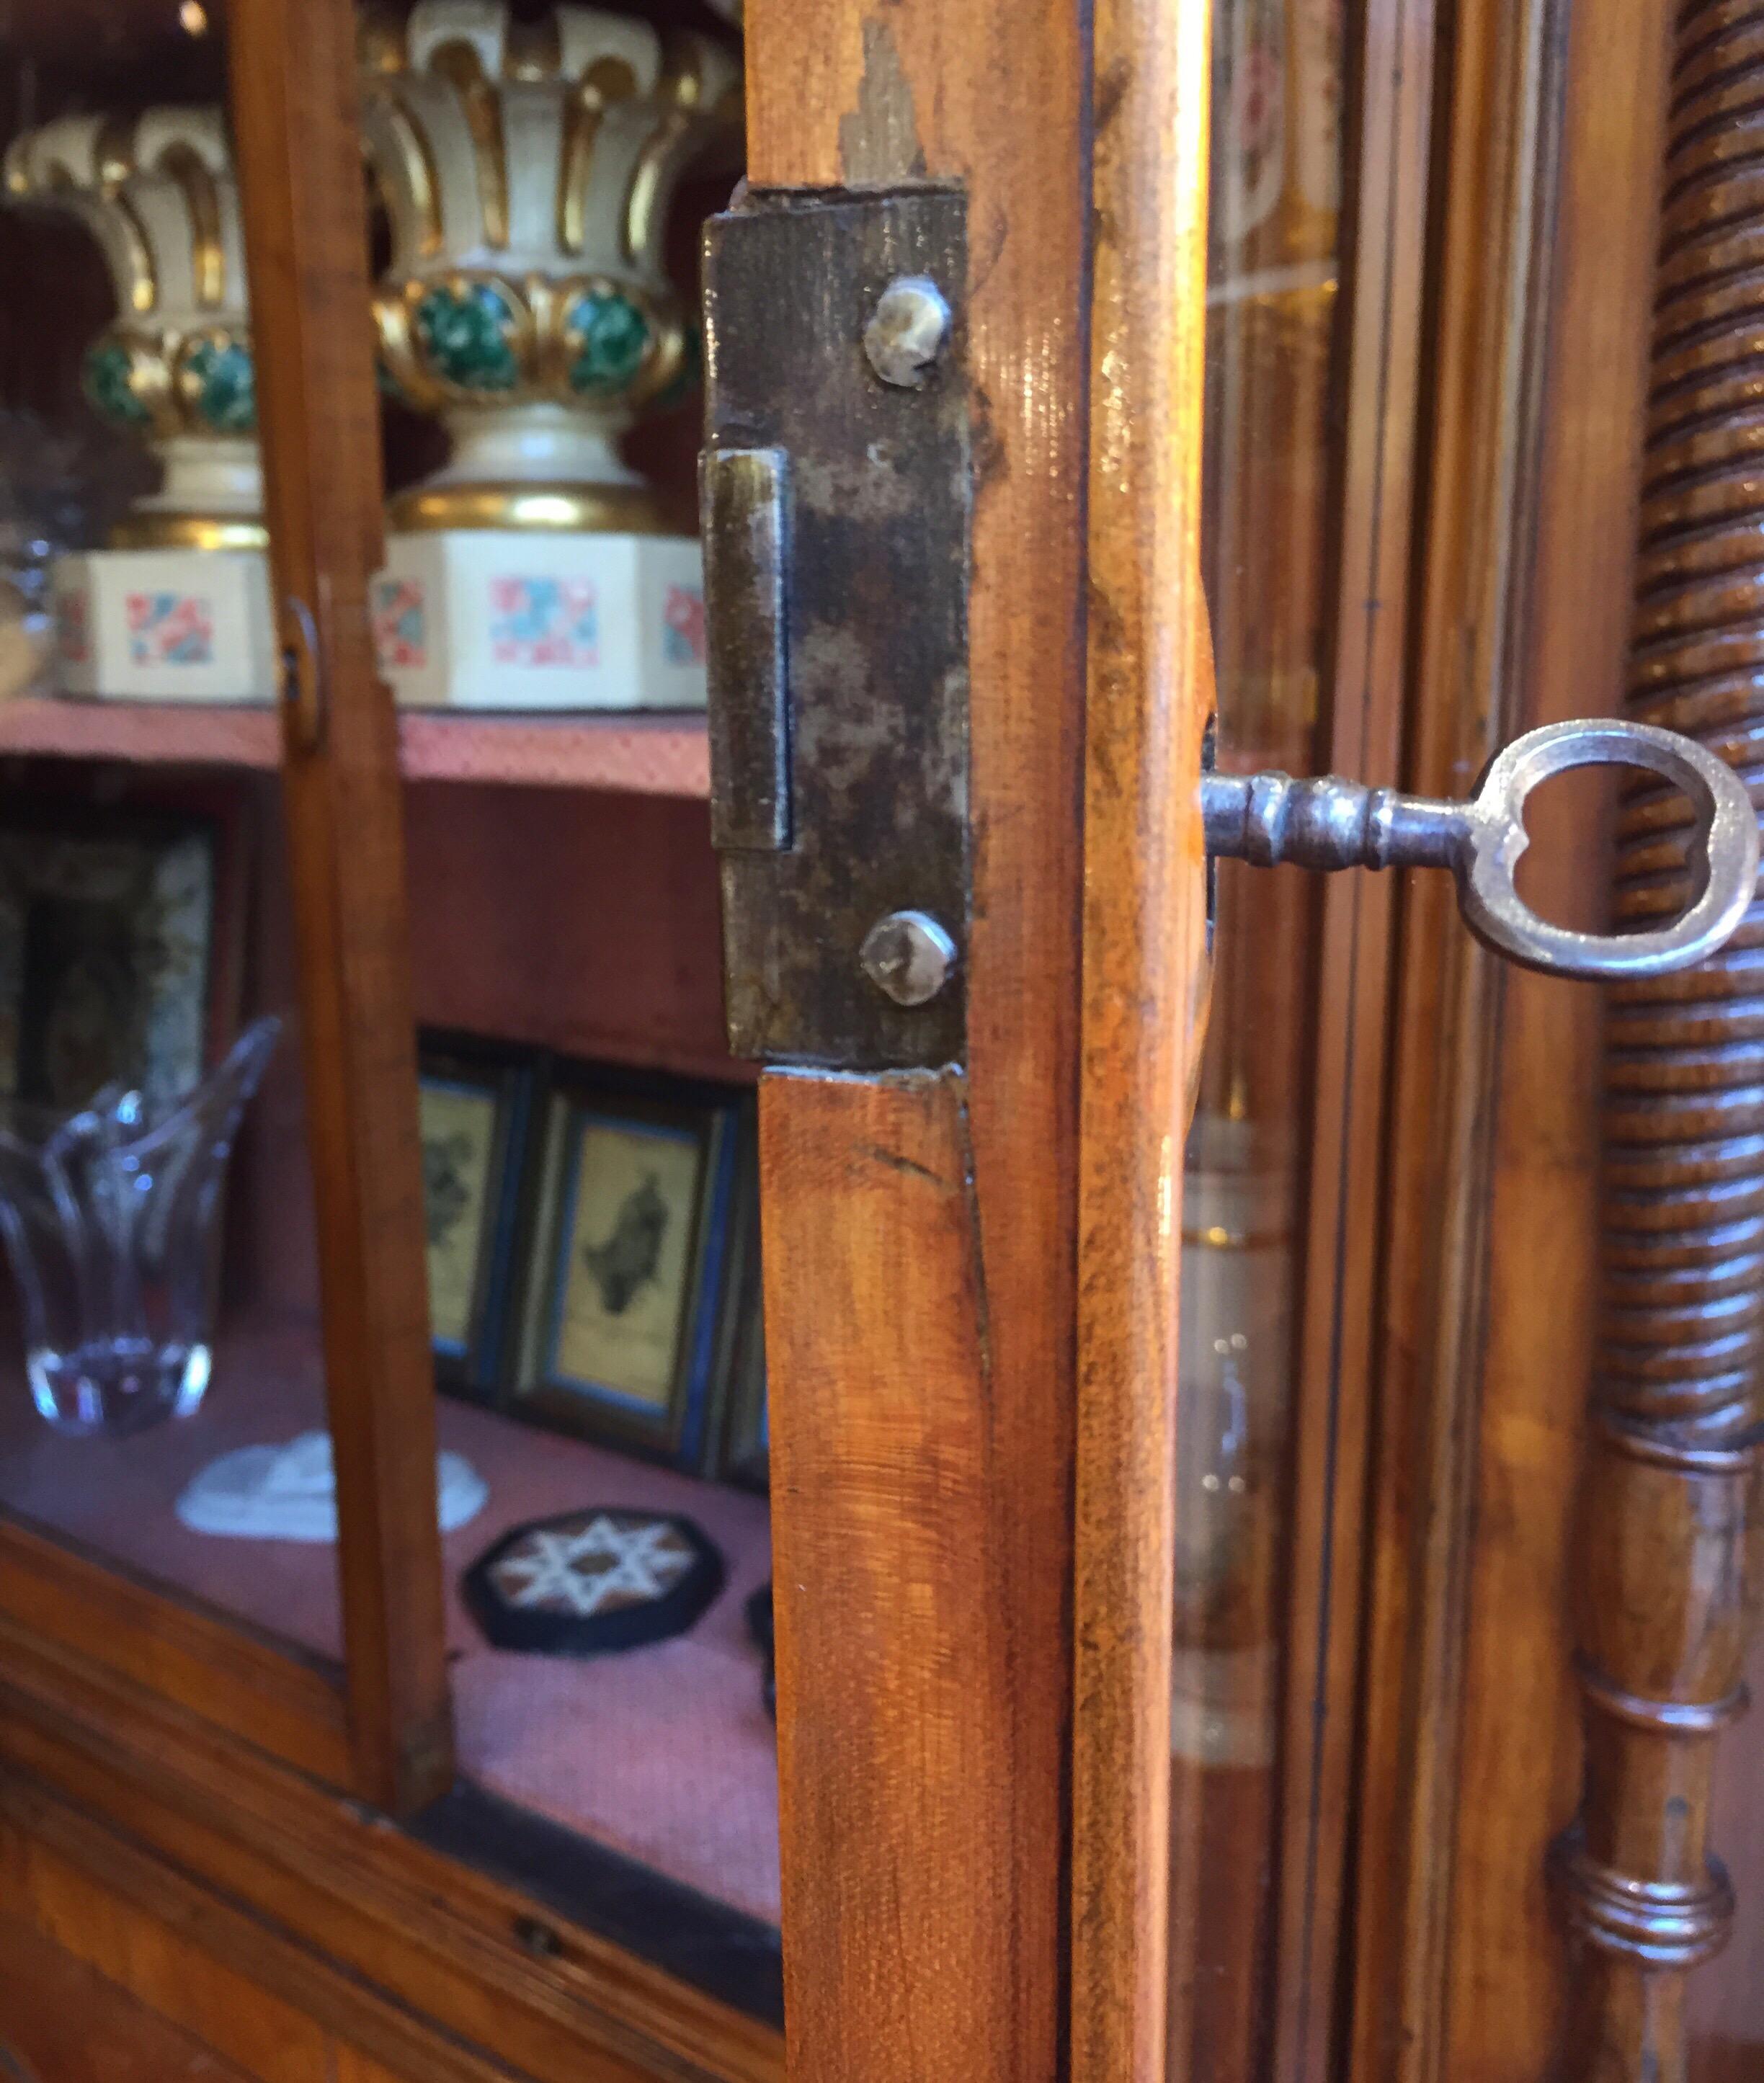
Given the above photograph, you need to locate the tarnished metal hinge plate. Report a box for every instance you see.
[702,184,970,1071]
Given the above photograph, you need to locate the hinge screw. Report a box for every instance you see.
[864,277,950,388]
[860,910,958,1006]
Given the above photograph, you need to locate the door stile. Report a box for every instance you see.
[227,0,453,1813]
[1068,1,1213,2081]
[737,7,1093,2082]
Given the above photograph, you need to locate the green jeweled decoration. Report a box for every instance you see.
[415,282,521,393]
[183,336,257,433]
[84,338,151,429]
[564,289,651,399]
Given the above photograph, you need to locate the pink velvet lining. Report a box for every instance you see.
[0,1318,780,1925]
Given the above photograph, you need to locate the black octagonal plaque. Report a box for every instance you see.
[463,1507,726,1656]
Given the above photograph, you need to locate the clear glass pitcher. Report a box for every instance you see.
[0,1017,280,1438]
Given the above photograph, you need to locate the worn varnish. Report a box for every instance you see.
[1549,4,1764,2074]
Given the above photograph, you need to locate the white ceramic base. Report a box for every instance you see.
[175,1431,487,1542]
[50,546,275,704]
[372,529,707,711]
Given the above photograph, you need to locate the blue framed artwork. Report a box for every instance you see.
[512,1068,744,1468]
[417,1031,538,1396]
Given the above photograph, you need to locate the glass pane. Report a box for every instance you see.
[0,1,343,1687]
[1172,0,1347,2073]
[362,0,776,2008]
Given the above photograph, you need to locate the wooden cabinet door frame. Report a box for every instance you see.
[223,0,453,1814]
[737,4,1214,2081]
[0,0,450,1816]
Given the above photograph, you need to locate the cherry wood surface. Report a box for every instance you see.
[1549,3,1764,2073]
[1067,0,1211,2079]
[228,0,452,1812]
[0,1909,263,2083]
[738,4,1097,2082]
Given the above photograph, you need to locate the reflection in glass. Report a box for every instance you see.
[1172,0,1345,2075]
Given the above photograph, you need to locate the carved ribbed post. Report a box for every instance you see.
[1549,6,1764,2075]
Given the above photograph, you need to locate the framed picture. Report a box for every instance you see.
[0,799,241,1112]
[513,1065,745,1466]
[706,1112,767,1489]
[719,1263,769,1491]
[418,1031,538,1396]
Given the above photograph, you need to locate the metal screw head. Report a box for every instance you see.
[863,276,950,389]
[860,910,958,1006]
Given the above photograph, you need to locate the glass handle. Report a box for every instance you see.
[1200,718,1760,980]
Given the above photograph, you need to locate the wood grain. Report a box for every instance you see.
[1067,0,1211,2076]
[0,1643,780,2083]
[1270,0,1439,2067]
[0,1520,350,1785]
[1348,1,1675,2077]
[1549,4,1764,2072]
[0,1909,265,2083]
[739,6,1091,2082]
[227,0,451,1808]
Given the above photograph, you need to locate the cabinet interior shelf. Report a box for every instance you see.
[0,695,712,797]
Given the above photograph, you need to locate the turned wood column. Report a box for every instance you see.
[1549,5,1764,2075]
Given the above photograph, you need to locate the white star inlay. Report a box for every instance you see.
[492,1514,695,1618]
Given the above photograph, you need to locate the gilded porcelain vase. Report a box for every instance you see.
[361,0,741,535]
[4,108,264,551]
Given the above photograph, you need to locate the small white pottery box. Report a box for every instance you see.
[371,530,708,712]
[50,548,276,704]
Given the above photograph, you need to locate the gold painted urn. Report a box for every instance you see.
[4,107,264,551]
[361,0,742,535]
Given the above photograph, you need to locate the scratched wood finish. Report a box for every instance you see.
[1549,4,1764,2073]
[227,0,452,1809]
[739,8,1092,2083]
[1068,0,1211,2076]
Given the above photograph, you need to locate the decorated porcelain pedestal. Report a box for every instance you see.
[52,541,275,705]
[372,534,705,712]
[360,1,734,711]
[6,110,275,705]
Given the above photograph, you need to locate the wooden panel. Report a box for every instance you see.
[0,1911,263,2083]
[1067,0,1211,2076]
[0,1522,350,1784]
[0,1641,780,2083]
[226,0,452,1808]
[6,1823,330,2083]
[739,6,1090,2083]
[333,2052,413,2083]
